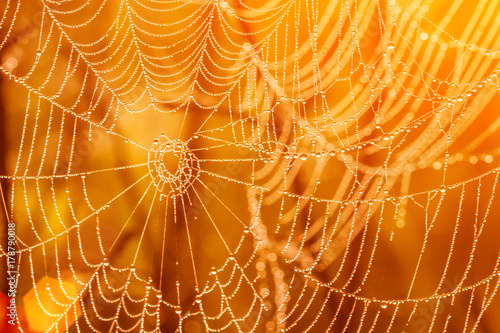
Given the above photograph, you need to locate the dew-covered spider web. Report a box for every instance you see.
[1,0,500,332]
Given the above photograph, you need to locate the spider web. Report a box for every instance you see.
[1,0,500,332]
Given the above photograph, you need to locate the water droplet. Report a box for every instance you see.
[387,42,395,50]
[243,43,252,52]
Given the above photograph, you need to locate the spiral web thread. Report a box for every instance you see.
[1,0,500,332]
